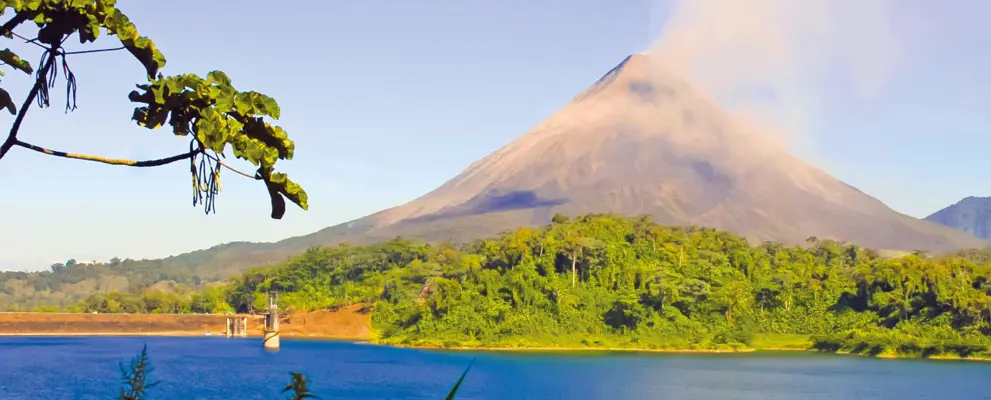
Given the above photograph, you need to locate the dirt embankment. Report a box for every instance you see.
[0,305,372,339]
[278,305,372,339]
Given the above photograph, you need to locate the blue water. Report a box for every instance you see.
[1,337,990,399]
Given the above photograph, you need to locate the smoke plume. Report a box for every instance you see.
[645,0,904,145]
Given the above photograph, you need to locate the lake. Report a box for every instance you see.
[1,336,989,399]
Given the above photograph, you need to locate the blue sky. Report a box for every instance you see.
[0,1,987,271]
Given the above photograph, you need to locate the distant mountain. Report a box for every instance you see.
[925,197,991,241]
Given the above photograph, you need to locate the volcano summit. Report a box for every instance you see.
[284,53,981,253]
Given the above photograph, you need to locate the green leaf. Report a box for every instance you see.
[124,36,166,80]
[23,0,42,11]
[164,77,185,97]
[145,108,168,129]
[233,92,253,115]
[206,70,231,87]
[151,85,164,105]
[265,178,288,220]
[79,14,101,43]
[262,146,279,166]
[269,125,294,159]
[0,49,30,74]
[240,119,293,160]
[106,11,137,39]
[94,0,116,17]
[105,11,166,79]
[278,174,308,211]
[260,170,308,219]
[168,111,189,136]
[213,86,235,113]
[250,92,280,119]
[0,87,15,115]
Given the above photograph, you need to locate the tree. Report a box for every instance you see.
[558,227,597,288]
[0,1,307,218]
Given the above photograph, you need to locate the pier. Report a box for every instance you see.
[224,314,248,337]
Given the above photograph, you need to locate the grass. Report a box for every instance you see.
[750,333,814,350]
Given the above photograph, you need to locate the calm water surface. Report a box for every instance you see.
[1,336,989,399]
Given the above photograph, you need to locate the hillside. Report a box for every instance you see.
[925,197,991,241]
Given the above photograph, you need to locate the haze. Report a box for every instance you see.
[0,0,988,270]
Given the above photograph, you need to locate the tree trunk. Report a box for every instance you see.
[571,254,577,288]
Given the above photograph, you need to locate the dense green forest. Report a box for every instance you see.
[66,214,991,359]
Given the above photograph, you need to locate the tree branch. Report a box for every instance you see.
[0,13,29,37]
[63,46,125,55]
[202,152,260,180]
[14,139,260,179]
[0,51,57,160]
[14,139,195,167]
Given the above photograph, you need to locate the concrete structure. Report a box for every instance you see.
[262,291,280,349]
[224,314,248,337]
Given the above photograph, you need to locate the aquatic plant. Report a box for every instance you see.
[118,345,157,400]
[116,347,474,399]
[282,372,317,400]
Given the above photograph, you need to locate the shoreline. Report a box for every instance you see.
[0,332,359,339]
[3,331,988,362]
[395,344,759,354]
[391,344,991,362]
[0,331,229,337]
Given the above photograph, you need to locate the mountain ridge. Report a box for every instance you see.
[925,196,991,241]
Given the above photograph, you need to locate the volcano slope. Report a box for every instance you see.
[44,53,982,281]
[279,53,983,254]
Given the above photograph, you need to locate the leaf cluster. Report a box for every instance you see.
[0,0,307,218]
[128,71,307,217]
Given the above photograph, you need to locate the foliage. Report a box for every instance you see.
[209,214,991,359]
[118,344,156,400]
[72,283,236,314]
[282,372,318,400]
[0,0,307,218]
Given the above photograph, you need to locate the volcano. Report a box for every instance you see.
[282,53,982,253]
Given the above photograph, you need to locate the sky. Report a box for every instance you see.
[0,0,988,271]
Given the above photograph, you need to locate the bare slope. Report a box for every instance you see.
[286,54,983,253]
